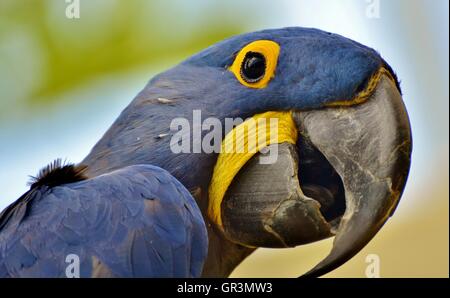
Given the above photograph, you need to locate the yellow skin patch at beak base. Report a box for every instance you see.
[326,67,396,107]
[208,111,298,230]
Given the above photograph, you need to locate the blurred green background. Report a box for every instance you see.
[0,0,448,277]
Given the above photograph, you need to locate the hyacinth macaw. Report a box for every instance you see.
[0,27,412,277]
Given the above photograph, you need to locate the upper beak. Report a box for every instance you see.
[295,73,412,277]
[221,73,412,276]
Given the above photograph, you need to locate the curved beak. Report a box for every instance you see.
[221,73,412,277]
[296,74,412,277]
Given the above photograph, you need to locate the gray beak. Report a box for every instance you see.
[296,74,412,277]
[221,74,412,277]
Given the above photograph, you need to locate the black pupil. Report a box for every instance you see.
[241,52,266,83]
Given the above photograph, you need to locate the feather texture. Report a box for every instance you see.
[0,164,207,277]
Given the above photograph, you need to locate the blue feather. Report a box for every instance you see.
[0,165,208,277]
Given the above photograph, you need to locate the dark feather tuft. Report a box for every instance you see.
[28,159,87,189]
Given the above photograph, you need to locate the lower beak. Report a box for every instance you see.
[221,74,412,276]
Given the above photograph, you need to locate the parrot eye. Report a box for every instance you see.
[229,40,280,88]
[240,52,266,83]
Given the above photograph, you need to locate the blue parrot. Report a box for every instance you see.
[0,27,411,277]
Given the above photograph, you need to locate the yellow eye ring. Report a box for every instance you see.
[229,40,280,89]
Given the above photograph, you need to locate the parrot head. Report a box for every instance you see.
[83,27,412,277]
